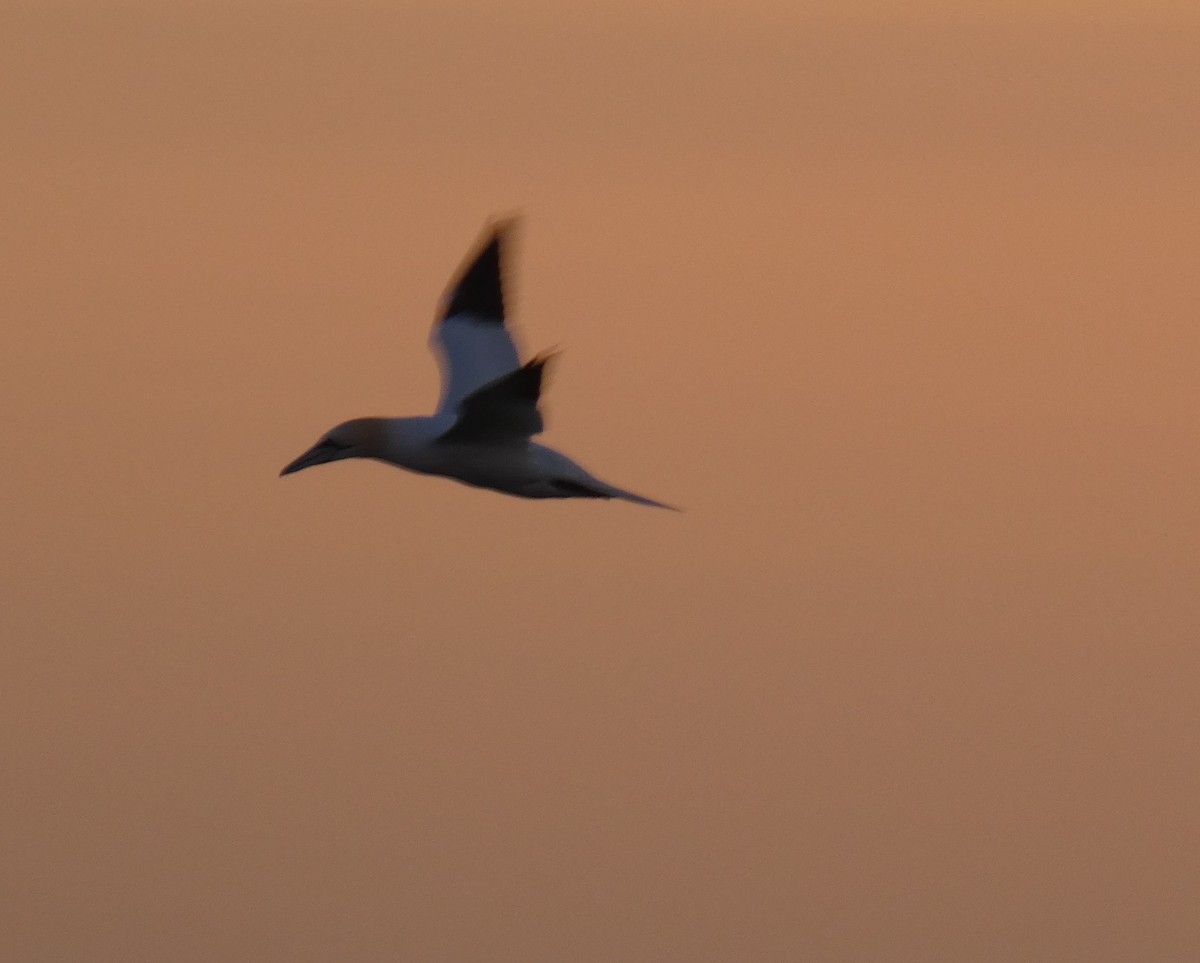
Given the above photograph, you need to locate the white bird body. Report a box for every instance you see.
[281,220,676,510]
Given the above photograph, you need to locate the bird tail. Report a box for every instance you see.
[592,480,680,511]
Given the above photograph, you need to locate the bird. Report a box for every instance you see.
[280,219,677,510]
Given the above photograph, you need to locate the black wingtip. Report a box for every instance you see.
[441,219,517,324]
[507,354,552,403]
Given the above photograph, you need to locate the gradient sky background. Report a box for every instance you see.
[4,1,1199,960]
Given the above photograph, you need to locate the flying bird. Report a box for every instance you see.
[281,220,676,509]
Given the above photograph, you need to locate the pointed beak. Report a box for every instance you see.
[280,441,344,476]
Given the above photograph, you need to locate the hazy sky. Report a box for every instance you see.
[4,2,1199,960]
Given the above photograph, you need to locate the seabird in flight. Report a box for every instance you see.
[281,220,676,509]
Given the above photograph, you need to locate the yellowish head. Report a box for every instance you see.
[279,419,382,476]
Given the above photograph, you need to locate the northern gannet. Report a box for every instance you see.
[280,220,677,509]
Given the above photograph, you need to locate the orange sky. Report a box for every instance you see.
[4,2,1199,960]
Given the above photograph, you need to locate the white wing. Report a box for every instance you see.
[430,222,522,415]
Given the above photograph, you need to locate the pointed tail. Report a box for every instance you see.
[594,481,681,511]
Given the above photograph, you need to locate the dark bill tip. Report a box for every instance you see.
[279,441,342,477]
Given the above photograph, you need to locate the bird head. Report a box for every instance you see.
[280,419,377,476]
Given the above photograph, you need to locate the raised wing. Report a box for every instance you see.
[437,353,553,445]
[431,221,523,415]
